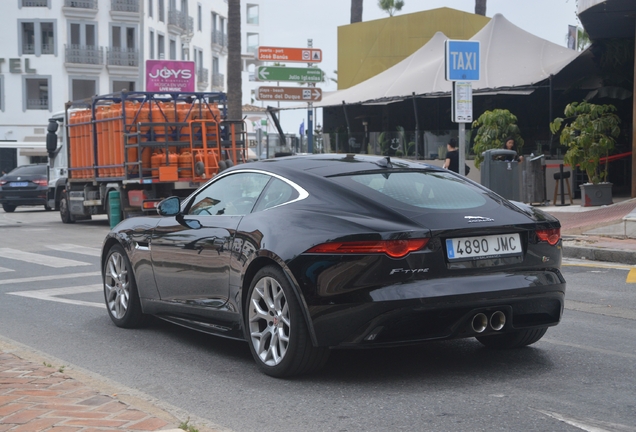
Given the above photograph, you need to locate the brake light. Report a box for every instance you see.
[0,180,6,185]
[536,228,560,246]
[307,238,429,259]
[33,179,48,186]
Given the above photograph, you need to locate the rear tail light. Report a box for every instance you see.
[307,238,429,259]
[536,228,560,246]
[0,180,6,185]
[142,200,161,210]
[33,179,48,186]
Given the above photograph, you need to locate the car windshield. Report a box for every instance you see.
[334,171,488,210]
[9,165,47,176]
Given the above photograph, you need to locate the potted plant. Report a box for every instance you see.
[550,101,621,206]
[472,109,524,169]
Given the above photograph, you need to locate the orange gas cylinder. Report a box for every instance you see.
[68,111,80,178]
[151,151,164,178]
[167,150,178,168]
[150,103,165,142]
[79,110,89,178]
[102,107,113,177]
[177,103,191,143]
[95,107,105,177]
[85,110,95,179]
[161,102,177,152]
[178,151,193,178]
[138,104,152,177]
[110,103,124,177]
[124,101,139,175]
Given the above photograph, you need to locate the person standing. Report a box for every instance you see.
[443,138,459,173]
[504,137,524,162]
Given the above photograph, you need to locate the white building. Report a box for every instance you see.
[0,0,228,174]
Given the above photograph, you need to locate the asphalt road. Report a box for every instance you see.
[0,207,635,432]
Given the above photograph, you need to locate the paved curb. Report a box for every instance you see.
[562,244,636,265]
[0,335,228,432]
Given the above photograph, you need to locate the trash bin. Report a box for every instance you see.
[522,154,546,204]
[480,149,521,201]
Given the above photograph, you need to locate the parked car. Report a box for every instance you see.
[101,154,565,377]
[0,164,50,213]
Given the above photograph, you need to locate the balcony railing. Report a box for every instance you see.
[22,44,36,55]
[168,10,194,33]
[212,72,224,88]
[107,47,139,67]
[41,43,55,55]
[64,0,98,8]
[22,0,48,6]
[27,98,49,110]
[197,68,209,85]
[211,30,227,48]
[111,0,139,13]
[65,45,103,64]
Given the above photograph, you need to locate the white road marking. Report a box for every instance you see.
[0,271,101,285]
[0,248,91,268]
[46,244,101,257]
[8,284,104,308]
[562,258,633,270]
[535,409,636,432]
[0,267,14,273]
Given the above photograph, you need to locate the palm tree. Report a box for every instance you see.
[378,0,404,17]
[475,0,487,16]
[351,0,363,23]
[227,0,242,120]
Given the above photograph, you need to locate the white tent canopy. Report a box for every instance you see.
[315,13,582,108]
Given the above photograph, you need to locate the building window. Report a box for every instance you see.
[23,76,51,111]
[112,80,135,92]
[197,4,202,32]
[169,38,176,60]
[149,29,155,59]
[19,20,56,56]
[246,4,259,25]
[246,32,259,54]
[0,75,4,112]
[67,22,99,64]
[148,0,153,17]
[158,0,165,22]
[70,78,97,101]
[109,24,138,67]
[157,33,165,59]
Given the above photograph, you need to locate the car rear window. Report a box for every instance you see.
[10,165,47,176]
[338,171,487,210]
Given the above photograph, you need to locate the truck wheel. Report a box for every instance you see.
[60,192,75,224]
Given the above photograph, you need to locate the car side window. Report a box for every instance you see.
[253,178,298,212]
[188,172,270,216]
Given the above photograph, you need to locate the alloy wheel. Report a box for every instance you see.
[248,276,290,366]
[104,251,130,319]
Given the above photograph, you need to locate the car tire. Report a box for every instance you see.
[2,204,16,213]
[103,244,148,328]
[245,265,329,377]
[476,327,548,349]
[59,192,75,224]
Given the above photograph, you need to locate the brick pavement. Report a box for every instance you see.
[0,340,224,432]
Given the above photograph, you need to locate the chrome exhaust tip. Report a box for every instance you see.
[471,313,488,333]
[490,311,506,331]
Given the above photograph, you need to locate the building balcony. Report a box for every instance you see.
[211,30,227,53]
[26,98,49,110]
[197,67,209,91]
[65,45,103,64]
[21,0,48,6]
[62,0,98,18]
[168,9,194,35]
[107,47,139,67]
[211,72,224,90]
[110,0,139,22]
[41,43,55,55]
[22,44,35,55]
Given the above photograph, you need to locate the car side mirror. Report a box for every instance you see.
[157,196,181,216]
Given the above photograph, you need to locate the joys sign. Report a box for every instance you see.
[146,60,195,92]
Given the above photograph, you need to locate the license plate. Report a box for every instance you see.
[446,233,522,261]
[9,182,28,187]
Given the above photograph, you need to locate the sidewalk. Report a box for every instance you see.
[542,195,636,265]
[0,338,222,432]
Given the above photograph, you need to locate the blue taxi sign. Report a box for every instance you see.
[445,40,480,81]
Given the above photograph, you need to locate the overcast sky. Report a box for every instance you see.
[258,0,581,133]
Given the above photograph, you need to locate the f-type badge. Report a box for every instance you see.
[465,216,495,223]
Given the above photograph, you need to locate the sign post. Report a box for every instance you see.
[445,40,480,175]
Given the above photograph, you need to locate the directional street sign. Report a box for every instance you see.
[256,66,323,83]
[257,46,322,63]
[445,40,480,81]
[256,86,322,102]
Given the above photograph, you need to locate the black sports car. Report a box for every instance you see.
[101,154,565,377]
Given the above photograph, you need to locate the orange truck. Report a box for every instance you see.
[45,91,247,224]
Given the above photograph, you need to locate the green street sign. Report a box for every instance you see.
[256,66,323,82]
